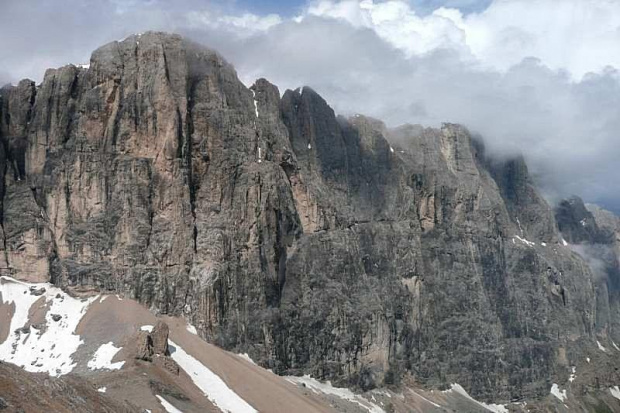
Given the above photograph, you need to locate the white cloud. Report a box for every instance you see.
[305,1,471,57]
[1,0,619,211]
[302,0,620,80]
[187,11,282,37]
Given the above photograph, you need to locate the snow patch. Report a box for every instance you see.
[77,63,90,69]
[238,353,256,365]
[569,366,576,382]
[141,325,154,332]
[156,395,184,413]
[610,386,620,400]
[550,384,567,402]
[307,143,312,149]
[407,389,441,408]
[88,342,125,370]
[561,238,568,246]
[513,235,535,247]
[251,89,259,118]
[98,387,107,393]
[286,375,385,413]
[390,146,394,153]
[0,276,98,377]
[186,324,198,335]
[597,340,607,352]
[169,340,257,413]
[443,383,508,413]
[587,357,590,363]
[541,242,547,246]
[613,341,620,351]
[516,217,524,235]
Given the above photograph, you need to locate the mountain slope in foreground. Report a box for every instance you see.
[0,32,619,412]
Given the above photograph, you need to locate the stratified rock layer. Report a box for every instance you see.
[1,32,618,403]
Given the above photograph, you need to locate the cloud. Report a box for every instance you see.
[0,0,619,212]
[304,0,620,79]
[187,11,282,36]
[570,243,618,282]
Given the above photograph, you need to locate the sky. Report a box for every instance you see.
[0,0,619,213]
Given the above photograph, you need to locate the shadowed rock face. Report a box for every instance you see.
[0,31,618,403]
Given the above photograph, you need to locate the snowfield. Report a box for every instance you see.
[157,395,184,413]
[286,374,385,413]
[443,383,508,413]
[87,341,125,370]
[0,276,98,376]
[550,383,567,402]
[168,339,257,413]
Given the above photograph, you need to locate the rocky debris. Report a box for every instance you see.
[0,31,618,404]
[51,314,62,322]
[0,361,138,412]
[14,326,30,335]
[148,380,190,401]
[29,286,46,296]
[153,356,180,375]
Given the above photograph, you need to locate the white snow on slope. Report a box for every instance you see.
[141,325,154,332]
[407,388,441,408]
[569,366,576,383]
[613,342,620,351]
[186,324,198,335]
[88,341,125,370]
[98,387,107,393]
[610,386,620,400]
[513,236,536,247]
[550,384,567,402]
[286,375,385,413]
[251,89,259,118]
[443,383,508,413]
[0,276,98,376]
[597,340,607,352]
[237,353,256,365]
[157,395,184,413]
[169,340,257,413]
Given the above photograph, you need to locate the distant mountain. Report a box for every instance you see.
[1,31,619,412]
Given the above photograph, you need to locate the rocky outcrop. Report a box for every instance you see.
[134,322,179,375]
[0,31,617,404]
[151,321,171,356]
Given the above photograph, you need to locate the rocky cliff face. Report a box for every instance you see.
[1,32,618,404]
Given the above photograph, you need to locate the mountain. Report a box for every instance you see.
[1,31,619,412]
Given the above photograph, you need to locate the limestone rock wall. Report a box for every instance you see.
[0,31,618,404]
